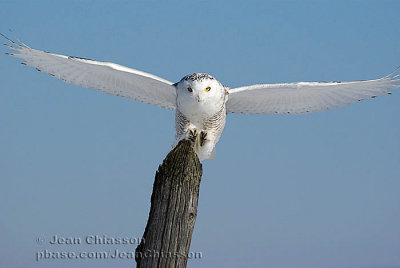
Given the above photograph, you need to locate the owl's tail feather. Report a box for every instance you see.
[195,144,215,161]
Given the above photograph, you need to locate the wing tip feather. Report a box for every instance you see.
[0,32,23,48]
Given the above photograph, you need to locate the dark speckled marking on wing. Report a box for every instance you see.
[68,56,94,61]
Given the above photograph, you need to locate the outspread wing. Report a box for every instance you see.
[2,34,177,109]
[226,73,400,114]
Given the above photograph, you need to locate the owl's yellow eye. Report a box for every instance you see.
[188,87,192,92]
[205,87,211,92]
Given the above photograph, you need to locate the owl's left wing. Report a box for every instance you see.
[226,73,400,114]
[2,34,177,109]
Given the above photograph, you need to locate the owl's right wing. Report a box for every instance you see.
[2,34,177,109]
[226,72,399,114]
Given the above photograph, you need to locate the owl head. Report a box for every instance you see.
[175,73,227,116]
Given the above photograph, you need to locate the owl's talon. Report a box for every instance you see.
[188,129,198,142]
[200,131,207,147]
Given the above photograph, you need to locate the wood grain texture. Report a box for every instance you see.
[136,139,202,268]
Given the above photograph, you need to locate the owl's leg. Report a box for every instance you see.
[180,122,197,142]
[173,123,197,148]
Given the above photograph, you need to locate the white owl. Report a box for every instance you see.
[3,34,399,160]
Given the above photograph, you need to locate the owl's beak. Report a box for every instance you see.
[196,94,201,102]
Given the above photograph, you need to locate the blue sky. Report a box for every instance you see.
[1,1,399,268]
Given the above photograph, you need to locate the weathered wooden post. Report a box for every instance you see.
[135,139,202,268]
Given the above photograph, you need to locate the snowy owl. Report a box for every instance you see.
[2,34,400,160]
